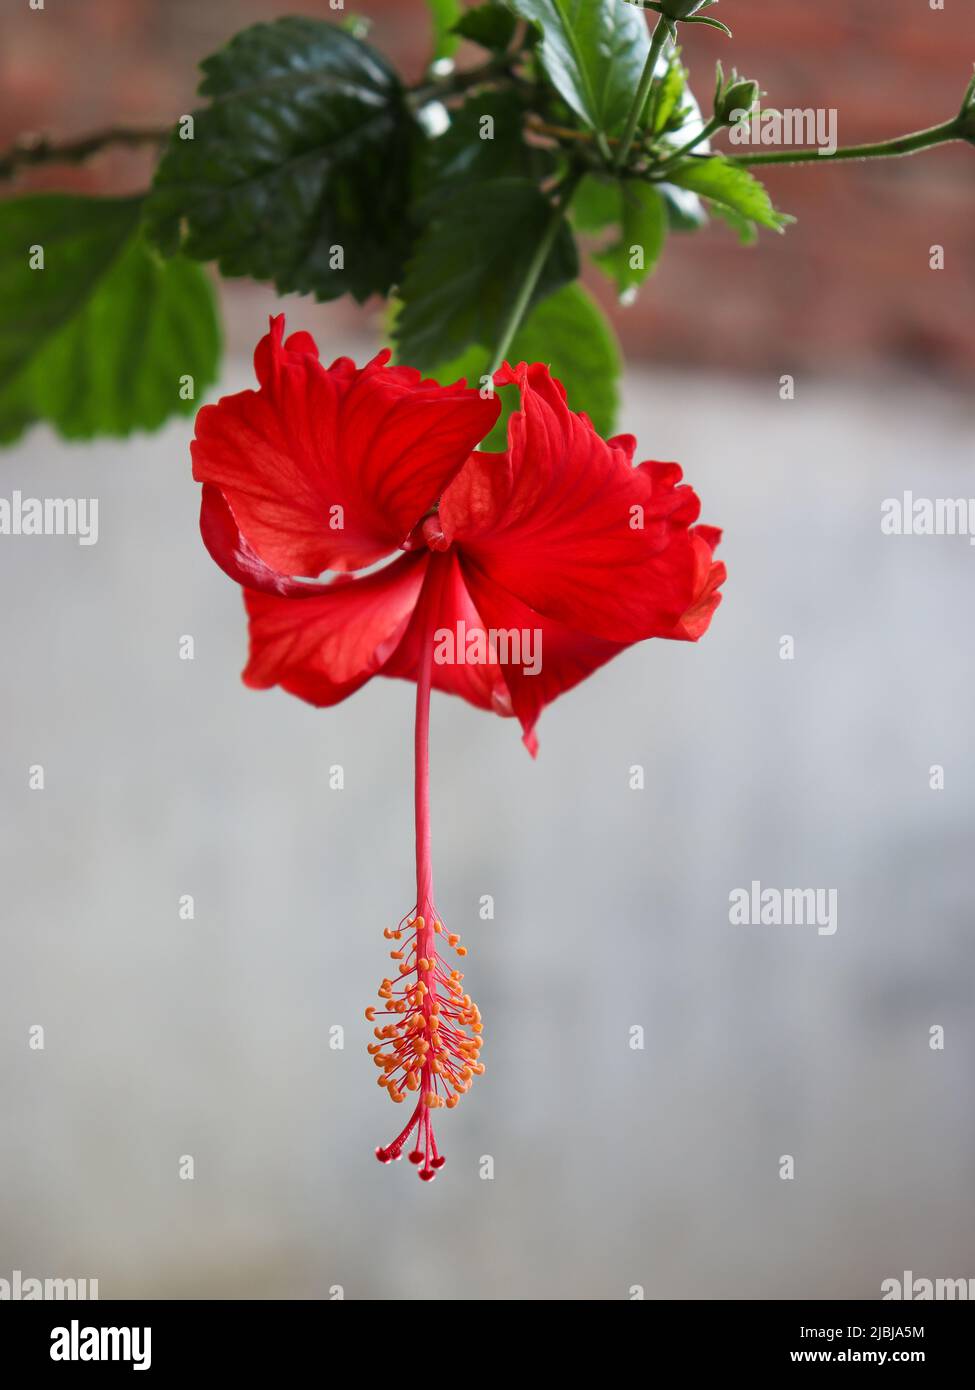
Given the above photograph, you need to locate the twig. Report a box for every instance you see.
[0,126,168,181]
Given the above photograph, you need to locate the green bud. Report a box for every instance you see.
[629,0,731,37]
[658,0,713,16]
[717,79,759,125]
[713,64,760,126]
[632,0,731,35]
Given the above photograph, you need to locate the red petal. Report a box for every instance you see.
[200,483,327,597]
[440,361,723,643]
[192,315,499,577]
[243,552,428,706]
[381,552,513,718]
[459,559,625,755]
[662,525,726,641]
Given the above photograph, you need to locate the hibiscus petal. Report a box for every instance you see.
[440,361,723,643]
[200,483,329,597]
[381,552,514,718]
[662,525,727,641]
[242,552,428,707]
[459,559,625,756]
[192,315,499,577]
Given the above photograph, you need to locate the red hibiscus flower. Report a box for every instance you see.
[192,315,724,1179]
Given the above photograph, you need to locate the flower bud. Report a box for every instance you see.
[658,0,713,15]
[717,78,759,125]
[633,0,729,33]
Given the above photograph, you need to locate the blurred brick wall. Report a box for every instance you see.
[1,0,972,378]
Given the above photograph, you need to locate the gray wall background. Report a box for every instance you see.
[1,314,973,1299]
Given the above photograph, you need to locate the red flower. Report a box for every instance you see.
[192,315,724,1177]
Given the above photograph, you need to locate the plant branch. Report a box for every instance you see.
[0,125,168,181]
[614,16,670,171]
[0,52,521,183]
[408,51,520,107]
[725,117,963,167]
[487,175,579,377]
[527,115,620,147]
[656,114,722,168]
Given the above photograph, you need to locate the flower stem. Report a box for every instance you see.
[487,175,578,377]
[725,117,963,167]
[614,16,670,172]
[656,114,722,169]
[414,566,441,915]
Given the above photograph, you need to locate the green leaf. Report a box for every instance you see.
[497,282,621,440]
[453,3,518,50]
[592,182,667,296]
[417,282,620,448]
[652,52,709,229]
[708,200,757,245]
[570,174,622,232]
[427,0,463,59]
[656,53,707,151]
[145,17,415,303]
[0,195,220,445]
[573,176,668,294]
[652,50,687,133]
[416,90,552,202]
[659,181,708,230]
[394,177,578,370]
[684,14,732,36]
[506,0,652,134]
[667,155,793,233]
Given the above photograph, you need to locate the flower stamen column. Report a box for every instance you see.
[371,557,484,1180]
